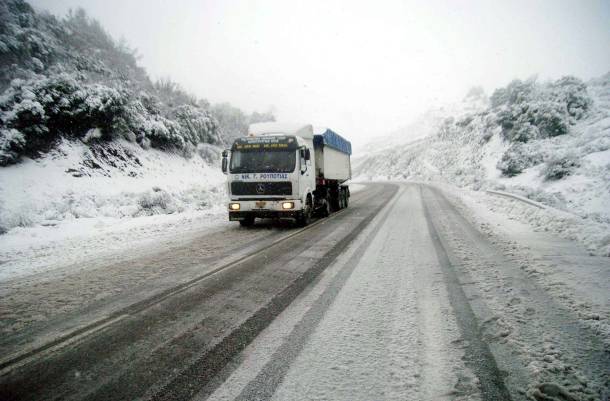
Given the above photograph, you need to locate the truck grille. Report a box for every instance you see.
[231,182,292,196]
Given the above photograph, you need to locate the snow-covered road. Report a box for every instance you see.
[206,184,479,401]
[0,183,608,401]
[205,184,609,401]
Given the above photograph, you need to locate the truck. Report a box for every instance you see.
[221,122,352,227]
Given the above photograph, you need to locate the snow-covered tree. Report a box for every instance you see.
[491,76,591,144]
[0,0,263,166]
[210,103,275,144]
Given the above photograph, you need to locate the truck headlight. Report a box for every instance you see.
[281,202,294,209]
[229,203,240,210]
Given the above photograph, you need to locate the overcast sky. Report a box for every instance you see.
[30,0,610,147]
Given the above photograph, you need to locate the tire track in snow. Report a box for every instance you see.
[208,183,479,401]
[424,185,610,400]
[150,184,399,401]
[421,185,513,401]
[208,187,403,401]
[0,188,380,376]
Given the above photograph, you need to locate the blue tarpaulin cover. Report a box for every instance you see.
[313,129,352,155]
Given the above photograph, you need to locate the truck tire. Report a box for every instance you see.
[239,216,255,227]
[330,191,340,211]
[321,197,331,217]
[339,190,346,209]
[296,197,312,226]
[344,191,349,208]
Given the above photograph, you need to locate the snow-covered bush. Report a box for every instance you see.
[0,74,133,163]
[490,79,536,108]
[211,102,275,143]
[197,143,221,165]
[549,76,592,121]
[497,100,569,142]
[520,187,567,209]
[491,77,590,143]
[0,202,35,231]
[172,104,220,145]
[0,1,62,84]
[497,143,543,177]
[72,83,131,139]
[0,1,243,167]
[137,187,175,215]
[542,154,580,181]
[0,128,26,165]
[527,101,569,138]
[138,115,185,150]
[355,73,610,254]
[0,72,225,165]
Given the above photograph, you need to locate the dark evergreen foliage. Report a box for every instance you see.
[0,0,274,166]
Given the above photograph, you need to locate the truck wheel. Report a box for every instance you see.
[296,197,312,226]
[239,216,255,227]
[321,197,331,217]
[330,193,340,211]
[344,192,349,208]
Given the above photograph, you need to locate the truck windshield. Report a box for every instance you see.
[229,150,296,173]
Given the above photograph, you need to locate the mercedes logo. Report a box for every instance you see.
[256,183,265,194]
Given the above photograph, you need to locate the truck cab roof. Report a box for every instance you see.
[248,122,314,139]
[248,122,352,155]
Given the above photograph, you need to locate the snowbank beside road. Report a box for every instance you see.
[436,183,610,347]
[0,138,227,279]
[0,209,227,282]
[0,139,225,230]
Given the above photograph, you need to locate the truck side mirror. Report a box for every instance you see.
[305,149,311,161]
[221,150,229,174]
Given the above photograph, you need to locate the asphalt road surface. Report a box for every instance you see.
[0,183,607,401]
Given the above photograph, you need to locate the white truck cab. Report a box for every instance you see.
[222,123,351,226]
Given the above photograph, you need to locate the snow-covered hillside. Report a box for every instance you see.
[0,0,270,268]
[0,138,226,278]
[354,74,610,255]
[357,87,489,155]
[0,0,275,168]
[0,139,225,230]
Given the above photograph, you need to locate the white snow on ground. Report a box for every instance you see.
[354,74,610,256]
[0,138,226,280]
[206,185,481,401]
[208,182,609,400]
[0,209,227,281]
[418,183,609,399]
[435,182,610,346]
[271,186,477,401]
[0,137,368,281]
[202,182,609,400]
[480,185,610,256]
[346,182,365,194]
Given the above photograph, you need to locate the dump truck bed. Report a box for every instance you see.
[313,128,352,182]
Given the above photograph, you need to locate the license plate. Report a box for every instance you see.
[255,201,266,209]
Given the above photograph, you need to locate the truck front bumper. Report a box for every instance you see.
[228,199,303,221]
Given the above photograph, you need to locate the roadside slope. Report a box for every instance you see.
[354,74,610,255]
